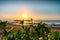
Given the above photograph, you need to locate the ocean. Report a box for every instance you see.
[9,20,60,27]
[33,20,60,27]
[33,20,60,24]
[9,20,60,24]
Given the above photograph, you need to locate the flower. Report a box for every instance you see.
[39,37,43,40]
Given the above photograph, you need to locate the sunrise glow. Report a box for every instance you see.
[22,14,28,18]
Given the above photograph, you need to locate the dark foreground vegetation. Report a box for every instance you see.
[0,20,60,40]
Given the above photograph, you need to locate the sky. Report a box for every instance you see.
[0,0,60,20]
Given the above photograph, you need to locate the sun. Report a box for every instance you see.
[22,14,28,18]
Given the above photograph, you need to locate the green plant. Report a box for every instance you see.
[32,22,51,40]
[0,21,7,29]
[2,20,60,40]
[3,29,11,40]
[13,30,22,40]
[50,31,60,40]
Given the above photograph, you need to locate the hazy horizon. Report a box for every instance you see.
[0,0,60,20]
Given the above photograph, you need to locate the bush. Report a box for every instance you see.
[50,31,60,40]
[1,21,60,40]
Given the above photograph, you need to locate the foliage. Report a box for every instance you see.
[0,20,7,29]
[50,31,60,40]
[0,21,60,40]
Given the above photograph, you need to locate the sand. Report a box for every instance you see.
[51,27,60,32]
[0,24,60,35]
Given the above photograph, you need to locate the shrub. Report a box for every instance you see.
[1,21,60,40]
